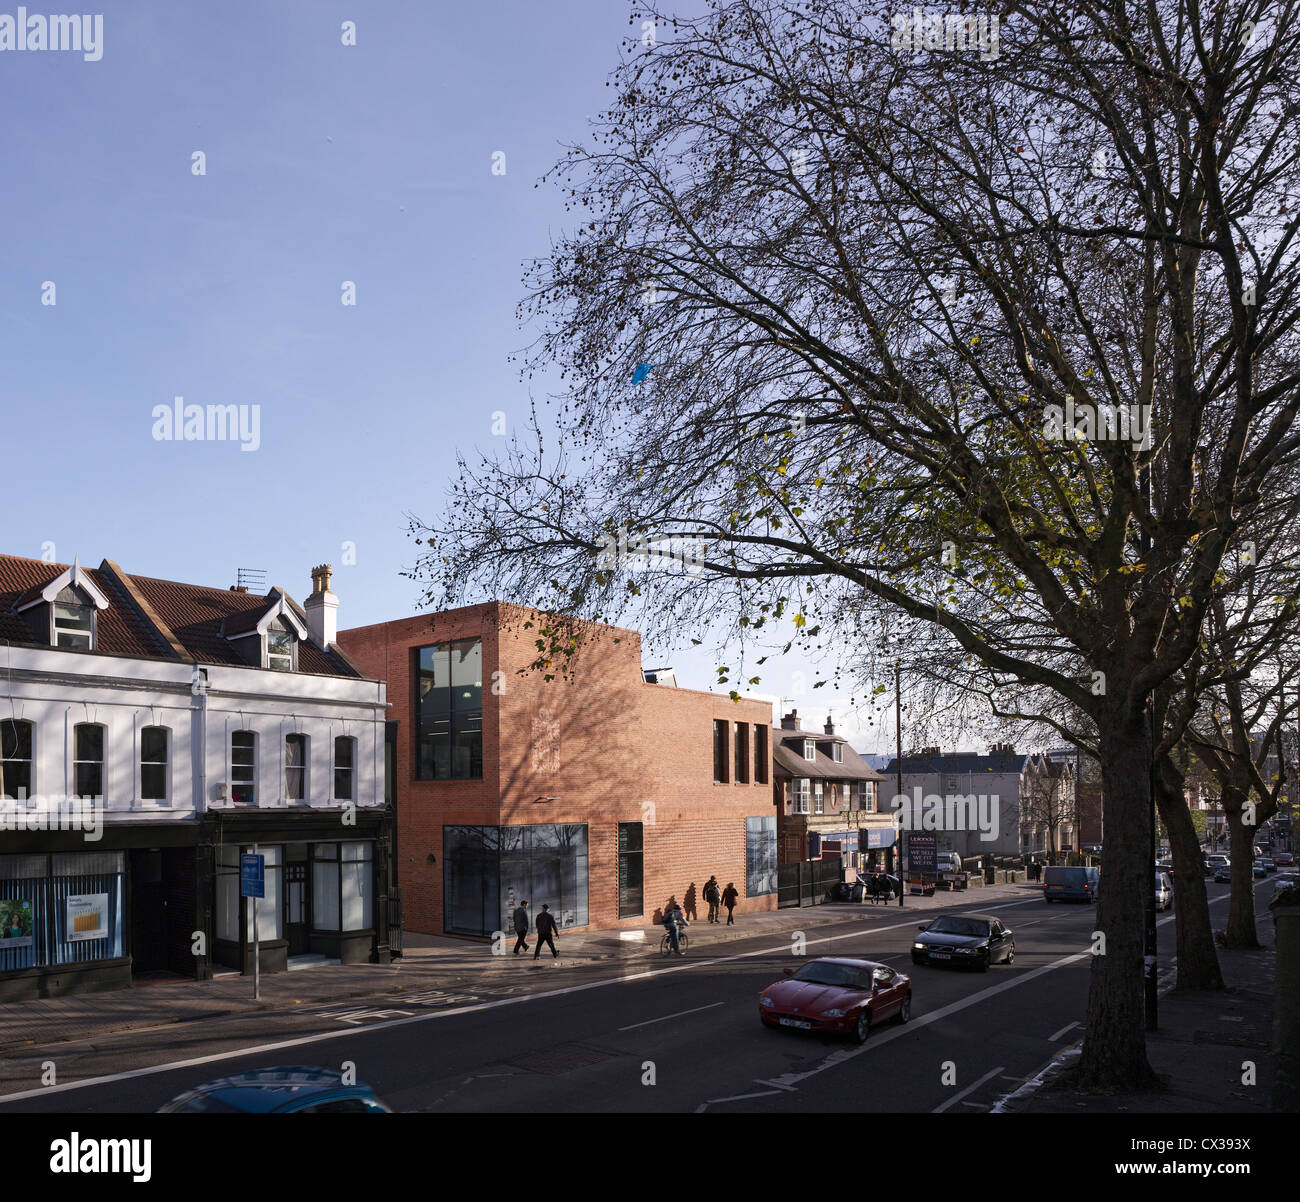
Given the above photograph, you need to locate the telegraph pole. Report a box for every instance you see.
[896,661,905,908]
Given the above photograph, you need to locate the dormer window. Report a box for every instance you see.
[803,738,816,761]
[832,742,844,764]
[54,588,95,649]
[266,617,296,672]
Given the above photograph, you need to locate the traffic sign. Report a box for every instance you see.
[241,853,265,898]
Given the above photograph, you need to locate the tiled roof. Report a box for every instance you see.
[0,554,359,678]
[882,751,1030,775]
[773,730,883,781]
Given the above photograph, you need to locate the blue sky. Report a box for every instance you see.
[0,0,900,748]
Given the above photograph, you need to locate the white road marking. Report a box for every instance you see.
[618,1001,725,1031]
[933,1066,1005,1113]
[693,1089,782,1110]
[1049,1021,1079,1042]
[0,893,1063,1104]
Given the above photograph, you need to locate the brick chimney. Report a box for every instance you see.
[304,564,337,647]
[824,715,835,736]
[781,709,800,731]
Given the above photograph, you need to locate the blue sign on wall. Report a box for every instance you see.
[240,853,265,899]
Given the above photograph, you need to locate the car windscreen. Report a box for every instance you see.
[925,917,989,937]
[792,962,872,989]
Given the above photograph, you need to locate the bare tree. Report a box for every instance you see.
[413,1,1300,1090]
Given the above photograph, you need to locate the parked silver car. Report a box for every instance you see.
[1154,872,1172,911]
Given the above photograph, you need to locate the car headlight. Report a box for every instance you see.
[820,1008,846,1017]
[912,942,926,950]
[760,995,775,1007]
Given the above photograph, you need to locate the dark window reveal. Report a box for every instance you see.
[713,719,729,783]
[73,723,104,799]
[1,719,33,799]
[618,822,644,918]
[415,639,483,780]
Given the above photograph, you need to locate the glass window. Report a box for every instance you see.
[334,736,355,800]
[141,726,168,800]
[340,842,373,931]
[415,639,482,780]
[793,779,810,814]
[1,719,33,800]
[312,843,340,931]
[618,822,643,918]
[231,731,255,804]
[832,743,844,763]
[803,738,816,761]
[814,780,824,814]
[734,722,749,783]
[713,719,729,782]
[754,725,769,784]
[443,826,500,937]
[216,845,240,941]
[73,723,104,799]
[54,586,93,650]
[746,817,777,896]
[285,734,307,800]
[247,845,281,940]
[266,617,295,672]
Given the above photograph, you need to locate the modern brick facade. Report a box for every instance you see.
[338,602,778,938]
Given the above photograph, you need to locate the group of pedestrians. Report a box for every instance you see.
[511,900,559,960]
[702,875,739,924]
[509,874,743,963]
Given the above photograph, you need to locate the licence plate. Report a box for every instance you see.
[779,1017,811,1029]
[930,951,952,960]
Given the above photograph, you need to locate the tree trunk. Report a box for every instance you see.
[1154,755,1224,990]
[1074,706,1158,1091]
[1222,786,1260,948]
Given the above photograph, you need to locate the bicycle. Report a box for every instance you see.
[660,930,690,956]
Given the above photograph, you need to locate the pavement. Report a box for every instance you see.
[0,879,1019,1056]
[1001,901,1282,1114]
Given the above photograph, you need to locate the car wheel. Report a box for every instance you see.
[895,992,912,1024]
[853,1008,872,1043]
[1005,944,1015,965]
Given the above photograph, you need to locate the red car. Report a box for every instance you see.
[1275,852,1295,867]
[759,956,912,1043]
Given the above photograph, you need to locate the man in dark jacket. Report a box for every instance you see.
[512,900,530,955]
[533,903,559,960]
[704,876,721,923]
[721,882,739,925]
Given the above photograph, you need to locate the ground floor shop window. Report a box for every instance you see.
[618,822,643,918]
[746,816,777,896]
[0,852,125,973]
[444,823,589,937]
[216,845,282,940]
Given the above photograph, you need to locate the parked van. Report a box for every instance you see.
[1042,865,1100,903]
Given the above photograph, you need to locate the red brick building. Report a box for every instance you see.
[338,603,777,939]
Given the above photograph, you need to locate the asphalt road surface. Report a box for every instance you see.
[0,881,1261,1113]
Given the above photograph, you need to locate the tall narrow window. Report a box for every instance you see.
[141,726,168,800]
[734,722,749,783]
[814,780,825,814]
[53,586,94,650]
[285,734,307,800]
[1,719,33,799]
[754,725,769,785]
[832,742,844,763]
[73,723,104,798]
[793,778,810,814]
[618,822,644,918]
[334,736,355,801]
[803,738,816,761]
[713,720,729,783]
[415,639,482,780]
[231,731,255,804]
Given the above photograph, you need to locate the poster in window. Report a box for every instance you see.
[67,893,109,941]
[0,899,34,949]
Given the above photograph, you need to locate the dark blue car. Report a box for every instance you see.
[158,1066,391,1113]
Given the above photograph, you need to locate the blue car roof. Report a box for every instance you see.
[172,1066,377,1113]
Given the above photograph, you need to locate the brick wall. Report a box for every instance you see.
[339,602,778,936]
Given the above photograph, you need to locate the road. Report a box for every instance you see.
[0,880,1263,1113]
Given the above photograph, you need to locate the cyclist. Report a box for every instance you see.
[664,902,688,955]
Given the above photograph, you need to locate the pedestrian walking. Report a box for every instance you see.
[532,903,559,960]
[721,881,738,925]
[512,900,530,955]
[704,875,721,923]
